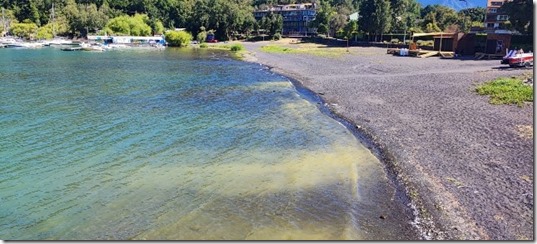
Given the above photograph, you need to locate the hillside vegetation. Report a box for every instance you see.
[0,0,530,41]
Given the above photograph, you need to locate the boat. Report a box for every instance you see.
[4,42,44,49]
[501,50,534,68]
[48,38,76,47]
[0,37,21,46]
[80,42,105,52]
[61,46,82,51]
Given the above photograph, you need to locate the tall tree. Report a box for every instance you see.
[499,0,532,34]
[390,0,420,34]
[361,0,391,40]
[310,0,334,36]
[420,4,458,31]
[458,7,485,23]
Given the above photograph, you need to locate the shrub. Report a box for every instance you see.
[197,32,207,43]
[165,30,193,47]
[200,43,208,48]
[230,44,244,52]
[272,33,281,40]
[10,22,38,40]
[390,38,400,44]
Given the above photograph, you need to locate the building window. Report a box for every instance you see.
[491,1,503,6]
[488,8,497,13]
[497,15,509,21]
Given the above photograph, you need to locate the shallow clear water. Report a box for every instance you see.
[0,48,415,240]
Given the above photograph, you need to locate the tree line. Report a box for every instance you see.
[0,0,531,42]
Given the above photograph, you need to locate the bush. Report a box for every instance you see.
[230,43,244,52]
[197,31,207,43]
[200,43,208,48]
[10,22,38,40]
[272,33,281,40]
[390,38,400,44]
[165,30,193,47]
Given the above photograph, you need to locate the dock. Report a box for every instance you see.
[387,48,454,58]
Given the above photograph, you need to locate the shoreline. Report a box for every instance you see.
[238,40,533,240]
[242,52,432,239]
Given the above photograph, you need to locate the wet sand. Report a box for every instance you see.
[239,40,534,240]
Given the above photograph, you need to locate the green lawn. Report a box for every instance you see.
[260,44,351,58]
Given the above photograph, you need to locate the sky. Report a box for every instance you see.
[417,0,488,10]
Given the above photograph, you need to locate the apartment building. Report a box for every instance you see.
[484,0,512,33]
[254,3,317,36]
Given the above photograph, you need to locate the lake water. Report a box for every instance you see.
[0,47,417,240]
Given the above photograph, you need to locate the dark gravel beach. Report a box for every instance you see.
[240,40,534,240]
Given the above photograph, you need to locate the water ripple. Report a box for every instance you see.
[0,48,415,240]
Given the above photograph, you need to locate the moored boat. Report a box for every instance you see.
[80,42,105,52]
[61,46,82,51]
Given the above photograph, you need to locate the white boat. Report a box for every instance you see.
[3,41,44,49]
[0,37,20,46]
[80,42,105,52]
[49,38,75,47]
[106,43,130,49]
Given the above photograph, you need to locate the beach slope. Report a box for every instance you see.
[240,40,533,240]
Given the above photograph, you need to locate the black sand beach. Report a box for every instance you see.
[240,40,534,240]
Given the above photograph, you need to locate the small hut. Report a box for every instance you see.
[410,32,457,58]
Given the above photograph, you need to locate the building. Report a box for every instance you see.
[254,3,317,36]
[87,35,166,45]
[484,0,512,33]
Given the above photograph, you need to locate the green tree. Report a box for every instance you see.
[153,20,165,35]
[499,0,532,34]
[330,5,352,37]
[10,20,38,39]
[197,26,207,43]
[390,0,420,35]
[310,0,335,36]
[420,5,458,31]
[164,30,192,47]
[269,12,283,36]
[36,25,53,39]
[36,16,70,39]
[458,7,485,23]
[104,15,130,35]
[105,14,151,36]
[12,0,41,26]
[343,19,358,40]
[360,0,392,41]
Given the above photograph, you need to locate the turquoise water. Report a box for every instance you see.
[0,48,415,240]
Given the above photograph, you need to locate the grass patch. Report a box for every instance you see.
[230,43,244,52]
[261,45,294,53]
[260,44,350,58]
[197,43,248,60]
[475,76,533,106]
